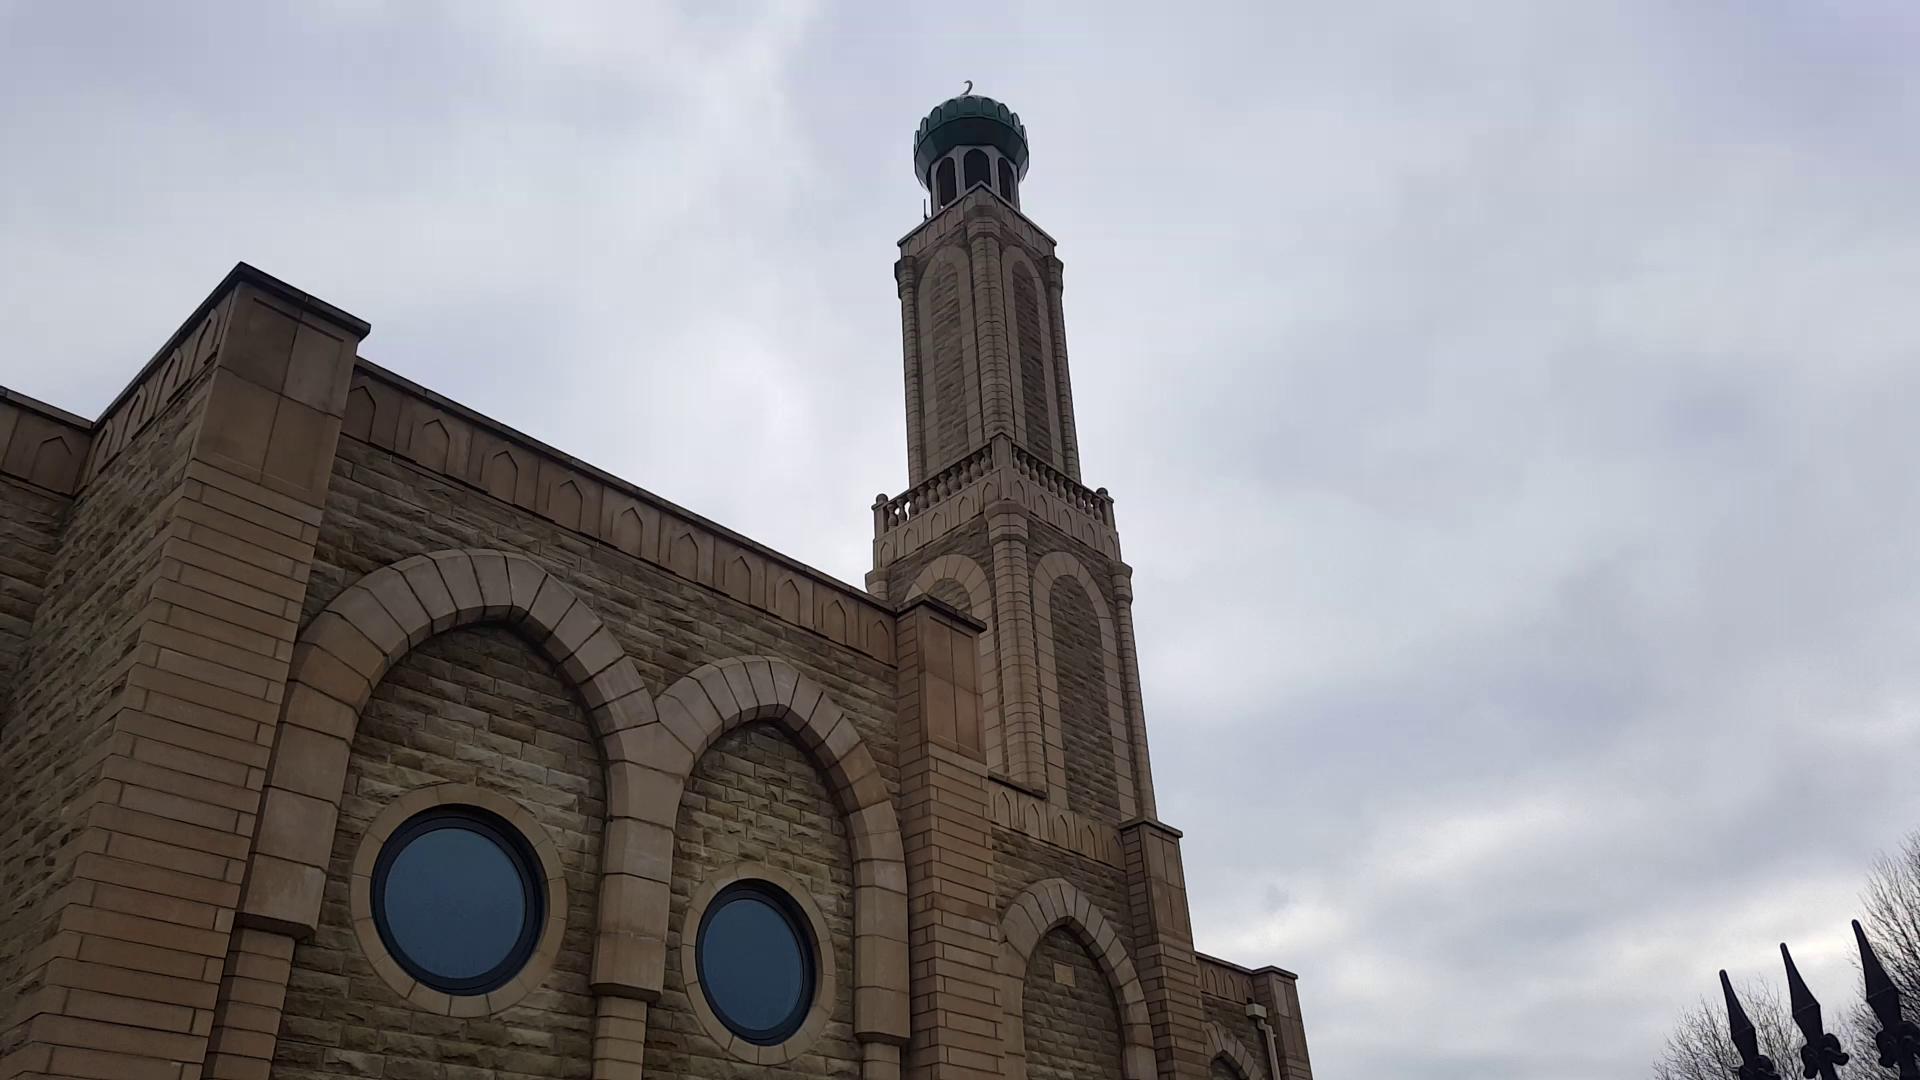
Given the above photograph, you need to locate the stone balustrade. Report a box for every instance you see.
[871,435,1121,566]
[1008,440,1112,526]
[872,441,994,534]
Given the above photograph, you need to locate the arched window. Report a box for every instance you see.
[963,149,990,192]
[935,158,957,207]
[998,158,1018,204]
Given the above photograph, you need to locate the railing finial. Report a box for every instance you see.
[1781,942,1849,1080]
[1722,970,1784,1080]
[1857,919,1920,1079]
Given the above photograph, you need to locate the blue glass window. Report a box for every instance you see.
[696,881,816,1044]
[372,807,544,995]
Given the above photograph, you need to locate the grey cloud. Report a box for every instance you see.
[7,2,1920,1077]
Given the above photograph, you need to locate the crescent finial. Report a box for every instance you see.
[963,79,973,95]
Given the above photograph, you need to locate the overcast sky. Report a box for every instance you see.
[7,3,1920,1077]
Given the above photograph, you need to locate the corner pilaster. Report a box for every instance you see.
[986,494,1045,793]
[1111,567,1158,820]
[1,264,367,1080]
[897,256,927,487]
[1043,256,1083,482]
[1121,819,1209,1080]
[1253,969,1313,1080]
[895,599,1002,1080]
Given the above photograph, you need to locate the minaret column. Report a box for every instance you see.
[987,485,1046,791]
[1044,255,1084,481]
[967,216,1017,443]
[896,256,927,485]
[1111,566,1158,819]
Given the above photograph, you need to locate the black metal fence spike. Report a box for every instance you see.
[1782,943,1816,1020]
[1723,970,1785,1080]
[1855,918,1920,1080]
[1859,920,1901,1023]
[1781,942,1849,1080]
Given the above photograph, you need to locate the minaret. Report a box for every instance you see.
[871,92,1156,825]
[874,95,1217,1080]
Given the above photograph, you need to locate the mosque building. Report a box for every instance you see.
[0,94,1313,1080]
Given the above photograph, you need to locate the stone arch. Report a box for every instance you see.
[1205,1014,1267,1076]
[239,548,656,935]
[620,656,910,1051]
[998,878,1156,1080]
[1031,551,1136,819]
[214,549,662,1076]
[1205,1020,1265,1080]
[905,553,1001,772]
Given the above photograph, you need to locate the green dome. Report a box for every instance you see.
[913,94,1030,187]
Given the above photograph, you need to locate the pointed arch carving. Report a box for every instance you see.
[1205,1020,1266,1080]
[623,657,910,1046]
[918,244,983,472]
[1002,245,1062,467]
[1032,551,1137,818]
[997,878,1157,1080]
[905,553,1001,773]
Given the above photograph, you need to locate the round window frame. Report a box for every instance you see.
[350,785,568,1017]
[681,864,839,1065]
[695,880,817,1045]
[370,805,545,996]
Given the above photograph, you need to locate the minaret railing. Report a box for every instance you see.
[1008,441,1113,526]
[871,436,1117,541]
[873,442,995,534]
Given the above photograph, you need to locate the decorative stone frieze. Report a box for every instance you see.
[343,362,898,665]
[0,389,89,495]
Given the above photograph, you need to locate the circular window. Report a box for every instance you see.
[371,806,545,995]
[695,881,817,1045]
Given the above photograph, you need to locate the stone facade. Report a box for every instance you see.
[1022,930,1123,1080]
[0,99,1311,1080]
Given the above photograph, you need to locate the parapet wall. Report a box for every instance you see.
[341,360,898,665]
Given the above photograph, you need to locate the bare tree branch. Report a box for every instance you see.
[1651,979,1825,1080]
[1862,835,1920,1002]
[1644,827,1920,1080]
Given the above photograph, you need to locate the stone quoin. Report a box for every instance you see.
[0,94,1314,1080]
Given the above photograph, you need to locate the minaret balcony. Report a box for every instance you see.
[871,435,1121,567]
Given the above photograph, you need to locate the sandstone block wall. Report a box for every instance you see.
[1049,579,1118,824]
[0,477,69,707]
[0,371,209,1026]
[925,260,972,474]
[312,438,900,769]
[1202,997,1268,1080]
[271,627,603,1078]
[1022,929,1123,1080]
[653,722,858,1080]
